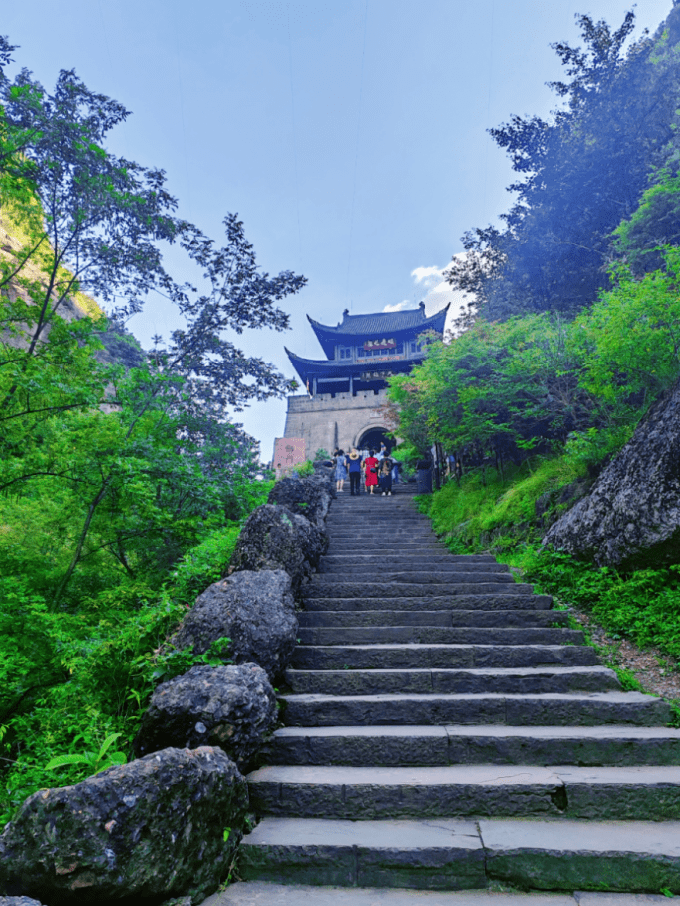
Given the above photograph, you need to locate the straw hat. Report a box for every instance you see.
[348,448,360,460]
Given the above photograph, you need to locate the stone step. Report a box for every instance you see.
[237,816,680,891]
[266,724,680,767]
[327,542,447,551]
[326,513,435,528]
[304,583,535,599]
[204,880,585,906]
[326,549,449,558]
[279,691,671,728]
[296,627,584,646]
[284,666,620,696]
[318,560,509,573]
[320,553,499,562]
[247,763,680,821]
[238,816,488,889]
[326,514,430,522]
[298,610,569,628]
[310,572,516,586]
[302,594,555,612]
[291,644,600,670]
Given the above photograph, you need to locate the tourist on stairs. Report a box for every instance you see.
[364,449,379,495]
[379,456,394,496]
[334,449,347,493]
[346,448,363,496]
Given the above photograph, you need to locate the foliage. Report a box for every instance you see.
[574,247,680,406]
[515,548,680,664]
[45,732,127,774]
[0,509,253,826]
[292,460,315,477]
[0,35,296,829]
[446,8,680,320]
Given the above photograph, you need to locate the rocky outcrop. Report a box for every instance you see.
[171,570,297,681]
[134,663,276,769]
[267,477,332,529]
[0,747,247,905]
[230,504,327,594]
[311,461,336,498]
[544,378,680,567]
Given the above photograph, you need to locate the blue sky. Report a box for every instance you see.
[2,0,674,460]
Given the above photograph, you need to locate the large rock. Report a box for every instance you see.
[267,476,332,528]
[171,570,297,681]
[0,747,247,905]
[544,379,680,567]
[311,461,337,498]
[134,663,276,769]
[230,504,327,593]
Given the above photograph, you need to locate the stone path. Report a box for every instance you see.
[207,486,680,903]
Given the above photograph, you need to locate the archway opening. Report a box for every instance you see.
[357,428,392,455]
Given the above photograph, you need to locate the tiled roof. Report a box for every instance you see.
[334,308,427,334]
[307,303,449,358]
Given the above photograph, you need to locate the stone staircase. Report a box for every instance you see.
[211,485,680,903]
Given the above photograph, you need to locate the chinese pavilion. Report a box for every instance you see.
[279,301,449,459]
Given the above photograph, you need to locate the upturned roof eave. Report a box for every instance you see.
[284,346,425,384]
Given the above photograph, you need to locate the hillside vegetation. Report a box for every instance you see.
[0,37,304,823]
[390,8,680,676]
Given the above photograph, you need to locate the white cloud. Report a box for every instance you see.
[410,257,476,334]
[411,265,443,288]
[382,301,409,313]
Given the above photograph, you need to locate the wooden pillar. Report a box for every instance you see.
[313,377,317,396]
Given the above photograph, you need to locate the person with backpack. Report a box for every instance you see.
[379,455,394,496]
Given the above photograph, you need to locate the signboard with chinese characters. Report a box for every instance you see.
[272,437,306,479]
[361,370,394,381]
[364,337,396,351]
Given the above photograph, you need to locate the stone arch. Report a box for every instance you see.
[354,425,393,454]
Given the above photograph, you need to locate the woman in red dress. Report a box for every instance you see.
[364,449,379,495]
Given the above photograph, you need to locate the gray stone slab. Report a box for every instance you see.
[320,569,514,581]
[239,818,486,890]
[553,764,680,819]
[285,666,619,696]
[203,884,577,906]
[247,764,566,819]
[319,559,506,571]
[281,691,508,726]
[304,583,535,599]
[266,724,680,768]
[269,725,451,766]
[298,610,569,629]
[503,692,671,727]
[280,692,671,728]
[480,819,680,892]
[296,628,584,646]
[313,572,515,585]
[247,765,680,821]
[291,644,599,671]
[445,725,680,767]
[302,594,554,612]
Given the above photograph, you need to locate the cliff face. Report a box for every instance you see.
[1,214,146,370]
[543,377,680,569]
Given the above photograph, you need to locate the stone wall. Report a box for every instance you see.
[284,389,390,454]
